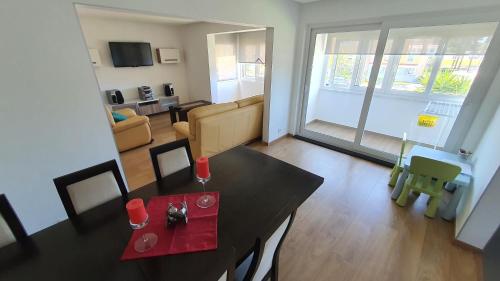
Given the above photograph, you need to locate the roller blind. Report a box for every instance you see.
[238,30,266,63]
[215,33,238,80]
[385,22,498,55]
[325,30,380,54]
[324,22,497,56]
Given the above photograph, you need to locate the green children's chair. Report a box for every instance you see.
[396,156,461,218]
[389,132,407,187]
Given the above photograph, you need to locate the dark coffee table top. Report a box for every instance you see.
[0,146,324,281]
[176,100,211,111]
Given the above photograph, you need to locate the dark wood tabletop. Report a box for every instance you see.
[0,146,324,281]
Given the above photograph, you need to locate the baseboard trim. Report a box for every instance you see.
[453,238,483,253]
[293,135,393,168]
[264,134,291,146]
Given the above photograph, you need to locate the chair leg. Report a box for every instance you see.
[425,196,440,218]
[396,183,412,207]
[389,166,401,187]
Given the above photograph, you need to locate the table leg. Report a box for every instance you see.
[391,168,409,200]
[441,183,466,221]
[169,106,177,124]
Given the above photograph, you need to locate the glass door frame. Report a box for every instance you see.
[297,10,500,163]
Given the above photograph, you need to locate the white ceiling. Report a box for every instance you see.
[292,0,323,3]
[75,5,199,25]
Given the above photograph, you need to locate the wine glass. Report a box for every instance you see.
[126,199,158,253]
[196,173,216,208]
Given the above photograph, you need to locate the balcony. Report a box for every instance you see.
[304,88,462,156]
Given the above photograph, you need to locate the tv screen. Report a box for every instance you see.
[109,42,153,67]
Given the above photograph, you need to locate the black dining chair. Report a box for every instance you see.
[235,211,297,281]
[53,160,128,219]
[0,194,28,247]
[149,138,194,181]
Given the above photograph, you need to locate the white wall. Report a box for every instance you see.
[0,0,299,234]
[456,105,500,248]
[216,80,240,103]
[78,16,190,103]
[239,78,264,99]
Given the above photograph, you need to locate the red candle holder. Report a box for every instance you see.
[195,157,216,208]
[126,199,158,253]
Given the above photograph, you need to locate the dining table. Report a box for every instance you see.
[391,145,473,220]
[0,146,324,281]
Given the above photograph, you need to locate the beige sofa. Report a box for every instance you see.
[173,95,264,158]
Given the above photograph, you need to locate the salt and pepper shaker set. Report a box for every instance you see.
[166,201,188,227]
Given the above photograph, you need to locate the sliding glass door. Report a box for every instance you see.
[299,18,499,162]
[301,25,381,145]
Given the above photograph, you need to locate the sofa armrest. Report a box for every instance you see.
[115,108,137,118]
[113,116,149,133]
[173,122,193,140]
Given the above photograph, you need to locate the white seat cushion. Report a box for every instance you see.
[157,147,191,178]
[217,270,227,281]
[252,215,291,281]
[67,171,121,214]
[0,214,16,248]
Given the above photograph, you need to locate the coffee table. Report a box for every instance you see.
[169,100,212,124]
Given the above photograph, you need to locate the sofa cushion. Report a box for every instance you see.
[188,102,238,134]
[112,112,128,122]
[235,95,264,108]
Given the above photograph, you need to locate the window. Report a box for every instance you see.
[240,63,265,79]
[320,22,497,99]
[322,31,380,90]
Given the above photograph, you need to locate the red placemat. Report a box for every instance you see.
[121,192,219,260]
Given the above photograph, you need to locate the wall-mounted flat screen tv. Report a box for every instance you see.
[109,42,153,67]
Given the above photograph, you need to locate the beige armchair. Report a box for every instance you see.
[105,107,152,152]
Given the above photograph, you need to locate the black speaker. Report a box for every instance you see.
[115,91,124,104]
[106,89,124,104]
[164,83,174,96]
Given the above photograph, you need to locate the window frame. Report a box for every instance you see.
[239,62,265,80]
[319,33,486,102]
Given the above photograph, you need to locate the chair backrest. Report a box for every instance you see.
[236,211,296,281]
[408,156,461,193]
[53,160,128,218]
[0,194,27,247]
[397,132,407,166]
[149,139,194,181]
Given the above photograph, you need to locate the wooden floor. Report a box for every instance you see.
[250,138,482,281]
[119,115,482,281]
[306,120,418,156]
[119,113,177,190]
